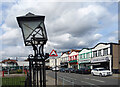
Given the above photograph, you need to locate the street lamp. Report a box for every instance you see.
[17,12,49,87]
[17,12,47,46]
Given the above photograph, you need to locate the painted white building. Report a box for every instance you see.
[49,57,61,68]
[60,53,69,68]
[91,43,112,71]
[17,61,29,70]
[17,61,29,66]
[91,43,120,73]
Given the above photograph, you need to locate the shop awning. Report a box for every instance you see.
[69,60,77,63]
[79,62,91,64]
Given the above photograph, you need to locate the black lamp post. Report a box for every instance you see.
[16,12,49,87]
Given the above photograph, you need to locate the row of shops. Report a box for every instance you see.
[60,43,120,73]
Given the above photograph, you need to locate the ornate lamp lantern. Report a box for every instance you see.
[16,12,49,87]
[17,12,48,46]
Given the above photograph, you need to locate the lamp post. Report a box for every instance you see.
[16,12,49,87]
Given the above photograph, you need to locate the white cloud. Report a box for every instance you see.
[0,3,2,25]
[1,46,33,57]
[93,33,103,40]
[0,1,117,60]
[108,36,117,42]
[78,41,86,46]
[0,26,22,46]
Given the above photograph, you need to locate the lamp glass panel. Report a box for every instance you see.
[21,20,43,41]
[40,22,46,38]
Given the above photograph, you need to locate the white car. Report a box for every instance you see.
[91,68,112,77]
[52,67,59,71]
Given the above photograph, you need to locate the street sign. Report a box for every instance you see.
[49,49,58,57]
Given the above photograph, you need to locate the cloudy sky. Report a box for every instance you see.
[0,0,119,60]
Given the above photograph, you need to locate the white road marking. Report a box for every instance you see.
[91,79,105,83]
[84,78,90,80]
[58,75,77,81]
[84,78,105,83]
[81,81,100,87]
[81,81,95,85]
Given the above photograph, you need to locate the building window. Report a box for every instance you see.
[65,57,66,62]
[82,54,85,59]
[71,56,74,60]
[86,53,90,58]
[103,48,108,56]
[80,54,82,59]
[93,51,97,57]
[73,56,75,60]
[66,57,67,61]
[69,57,71,61]
[75,55,77,60]
[98,50,101,56]
[70,57,71,61]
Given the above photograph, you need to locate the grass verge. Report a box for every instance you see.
[2,76,26,86]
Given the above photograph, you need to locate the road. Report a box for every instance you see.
[47,70,120,87]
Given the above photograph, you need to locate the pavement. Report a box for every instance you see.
[112,74,120,77]
[46,70,63,86]
[46,74,55,85]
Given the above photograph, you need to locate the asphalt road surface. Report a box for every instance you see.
[47,70,120,87]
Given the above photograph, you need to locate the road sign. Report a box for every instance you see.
[49,49,58,57]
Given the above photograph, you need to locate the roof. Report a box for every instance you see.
[71,49,81,52]
[2,59,17,63]
[61,53,69,58]
[69,51,79,56]
[61,49,81,56]
[61,51,70,56]
[92,42,120,49]
[79,42,120,51]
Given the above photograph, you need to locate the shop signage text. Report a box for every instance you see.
[91,57,110,63]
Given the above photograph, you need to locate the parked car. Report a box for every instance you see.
[59,68,65,72]
[75,68,91,74]
[64,68,69,72]
[52,67,59,71]
[10,68,16,71]
[91,68,112,77]
[64,68,75,73]
[68,68,75,73]
[75,68,84,74]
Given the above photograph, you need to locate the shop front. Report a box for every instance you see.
[91,55,112,71]
[60,62,68,68]
[78,59,91,69]
[69,60,78,69]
